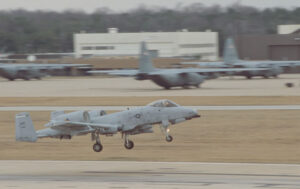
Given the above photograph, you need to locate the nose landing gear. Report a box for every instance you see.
[166,135,173,142]
[160,121,173,142]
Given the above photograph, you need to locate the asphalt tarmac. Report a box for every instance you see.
[0,161,299,189]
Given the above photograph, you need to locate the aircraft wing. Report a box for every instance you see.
[49,121,120,131]
[88,69,138,76]
[181,61,227,67]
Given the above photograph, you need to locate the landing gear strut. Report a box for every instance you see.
[160,121,173,142]
[123,134,134,150]
[92,132,103,152]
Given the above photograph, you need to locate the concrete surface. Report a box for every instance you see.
[0,74,300,96]
[0,161,299,189]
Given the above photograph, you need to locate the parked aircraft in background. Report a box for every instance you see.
[15,99,200,152]
[88,42,266,89]
[0,63,90,81]
[182,38,300,79]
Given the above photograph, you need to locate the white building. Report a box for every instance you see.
[74,28,219,61]
[278,24,300,34]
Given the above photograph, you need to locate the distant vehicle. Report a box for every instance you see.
[0,63,90,81]
[182,38,300,79]
[15,99,200,152]
[88,42,266,89]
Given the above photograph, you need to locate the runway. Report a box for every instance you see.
[1,105,300,111]
[0,74,299,97]
[0,161,300,189]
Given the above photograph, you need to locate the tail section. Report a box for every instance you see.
[15,112,37,142]
[138,41,155,73]
[223,38,240,66]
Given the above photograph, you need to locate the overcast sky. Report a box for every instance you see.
[0,0,299,13]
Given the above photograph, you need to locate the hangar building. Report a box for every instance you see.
[74,28,219,61]
[234,24,300,61]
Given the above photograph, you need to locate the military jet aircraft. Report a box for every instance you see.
[88,42,266,89]
[182,38,300,79]
[0,63,91,81]
[15,99,200,152]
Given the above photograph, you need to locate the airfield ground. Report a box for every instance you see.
[1,74,300,189]
[1,110,300,163]
[0,74,299,97]
[0,74,299,163]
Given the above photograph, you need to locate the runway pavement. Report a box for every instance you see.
[1,105,300,111]
[0,161,299,189]
[0,74,300,96]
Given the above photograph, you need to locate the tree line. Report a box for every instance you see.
[0,3,299,54]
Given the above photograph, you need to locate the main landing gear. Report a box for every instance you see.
[124,134,134,150]
[92,132,103,152]
[91,132,136,152]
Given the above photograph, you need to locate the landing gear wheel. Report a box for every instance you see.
[93,143,103,152]
[166,136,173,142]
[124,140,134,150]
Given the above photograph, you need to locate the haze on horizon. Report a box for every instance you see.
[0,0,299,13]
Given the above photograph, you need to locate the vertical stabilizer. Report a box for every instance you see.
[15,112,37,142]
[139,41,155,73]
[223,38,240,66]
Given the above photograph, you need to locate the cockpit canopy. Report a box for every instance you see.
[147,99,180,107]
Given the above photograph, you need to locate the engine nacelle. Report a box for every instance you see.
[53,110,90,123]
[88,110,106,118]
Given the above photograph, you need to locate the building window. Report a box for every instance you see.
[95,46,114,50]
[81,46,115,50]
[180,44,215,48]
[82,46,93,50]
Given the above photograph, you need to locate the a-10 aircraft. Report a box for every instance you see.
[15,99,200,152]
[182,38,300,79]
[88,42,266,89]
[0,63,90,81]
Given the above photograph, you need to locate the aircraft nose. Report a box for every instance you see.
[186,109,200,119]
[192,109,201,118]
